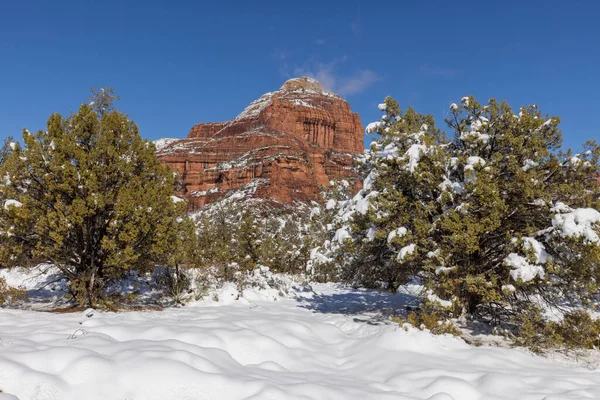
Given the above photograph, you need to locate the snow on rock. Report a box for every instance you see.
[1,283,600,399]
[552,208,600,244]
[152,138,178,152]
[235,92,275,120]
[170,195,185,203]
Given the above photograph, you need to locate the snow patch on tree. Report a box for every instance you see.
[426,290,453,308]
[3,200,22,210]
[397,244,415,261]
[552,208,600,244]
[504,253,545,282]
[387,227,408,243]
[366,121,383,134]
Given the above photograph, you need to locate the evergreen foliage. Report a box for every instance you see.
[0,136,15,167]
[191,202,320,275]
[0,89,187,307]
[320,96,600,323]
[516,307,600,353]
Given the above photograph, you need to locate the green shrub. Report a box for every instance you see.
[0,276,28,306]
[395,308,461,336]
[558,310,600,349]
[515,307,600,353]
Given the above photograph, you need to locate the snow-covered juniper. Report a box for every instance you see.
[317,96,600,323]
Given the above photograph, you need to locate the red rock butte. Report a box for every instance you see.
[157,77,364,210]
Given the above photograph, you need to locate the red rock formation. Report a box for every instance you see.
[157,77,364,210]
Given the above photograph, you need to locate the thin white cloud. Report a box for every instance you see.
[292,59,380,96]
[273,50,292,78]
[351,21,361,37]
[420,63,457,78]
[336,70,380,96]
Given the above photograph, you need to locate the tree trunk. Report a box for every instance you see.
[86,268,97,308]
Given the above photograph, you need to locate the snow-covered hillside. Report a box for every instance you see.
[1,282,599,400]
[152,138,178,152]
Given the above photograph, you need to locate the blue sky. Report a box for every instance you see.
[1,0,598,150]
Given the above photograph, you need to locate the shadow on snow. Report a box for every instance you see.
[295,284,420,323]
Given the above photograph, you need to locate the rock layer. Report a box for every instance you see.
[157,77,364,210]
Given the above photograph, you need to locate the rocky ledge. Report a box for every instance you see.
[156,77,364,210]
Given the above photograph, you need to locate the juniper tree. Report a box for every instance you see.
[154,214,198,304]
[0,89,186,307]
[0,136,15,166]
[322,96,600,321]
[193,203,238,267]
[274,214,307,274]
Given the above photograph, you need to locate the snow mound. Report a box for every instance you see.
[1,283,600,399]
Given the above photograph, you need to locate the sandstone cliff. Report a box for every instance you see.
[157,77,364,210]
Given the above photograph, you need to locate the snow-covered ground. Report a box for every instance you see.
[1,281,600,400]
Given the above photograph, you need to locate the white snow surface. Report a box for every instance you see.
[2,282,600,399]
